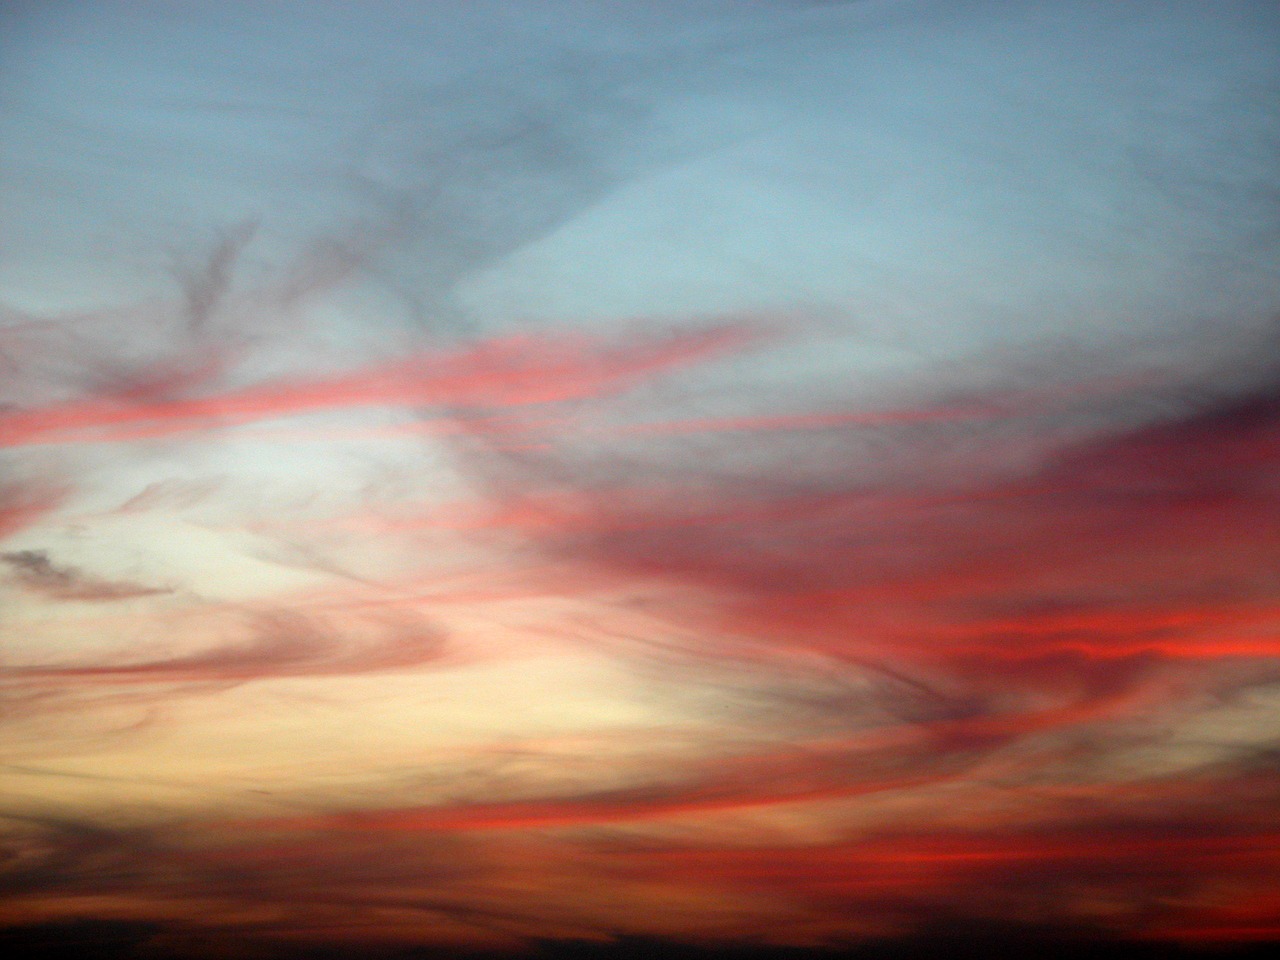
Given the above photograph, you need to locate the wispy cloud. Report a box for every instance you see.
[3,0,1279,955]
[1,550,170,602]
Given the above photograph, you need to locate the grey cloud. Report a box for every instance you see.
[1,550,169,602]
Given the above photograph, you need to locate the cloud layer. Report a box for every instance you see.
[2,1,1279,957]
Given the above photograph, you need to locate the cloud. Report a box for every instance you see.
[1,550,170,602]
[1,608,446,687]
[0,324,760,449]
[2,0,1280,955]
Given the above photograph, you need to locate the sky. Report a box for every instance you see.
[1,1,1279,957]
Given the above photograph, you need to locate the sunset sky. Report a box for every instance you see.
[2,2,1280,957]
